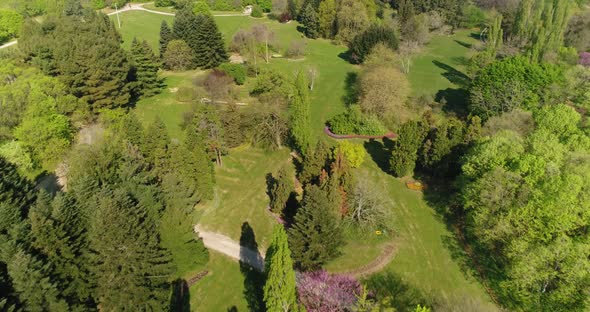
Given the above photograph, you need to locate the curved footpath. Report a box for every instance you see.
[0,2,248,50]
[194,224,396,277]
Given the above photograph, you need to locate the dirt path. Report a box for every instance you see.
[194,225,265,271]
[0,40,17,50]
[337,242,397,278]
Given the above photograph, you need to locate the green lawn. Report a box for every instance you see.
[408,29,477,97]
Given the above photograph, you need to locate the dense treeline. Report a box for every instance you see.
[0,113,211,310]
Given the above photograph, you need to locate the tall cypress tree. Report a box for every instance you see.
[264,225,298,312]
[288,185,343,271]
[194,14,228,68]
[130,38,161,98]
[159,20,172,58]
[289,71,313,156]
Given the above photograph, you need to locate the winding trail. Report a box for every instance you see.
[194,225,265,271]
[0,2,248,50]
[337,243,397,278]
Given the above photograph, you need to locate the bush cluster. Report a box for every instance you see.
[218,63,246,85]
[328,106,388,135]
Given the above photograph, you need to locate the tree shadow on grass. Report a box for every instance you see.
[364,138,395,174]
[342,72,359,106]
[454,39,473,49]
[435,88,469,118]
[365,272,430,312]
[169,279,190,312]
[432,60,470,88]
[338,50,354,63]
[239,222,266,312]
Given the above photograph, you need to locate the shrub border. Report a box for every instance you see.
[324,126,397,140]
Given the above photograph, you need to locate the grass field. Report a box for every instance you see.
[113,10,496,310]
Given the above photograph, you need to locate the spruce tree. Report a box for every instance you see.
[300,140,330,184]
[89,188,173,310]
[131,38,161,98]
[289,71,313,156]
[142,117,170,172]
[29,192,95,309]
[390,120,428,177]
[184,125,215,200]
[264,225,298,312]
[159,20,172,57]
[301,4,320,39]
[288,185,344,271]
[194,14,228,68]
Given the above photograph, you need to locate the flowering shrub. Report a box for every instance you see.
[297,271,361,312]
[580,52,590,67]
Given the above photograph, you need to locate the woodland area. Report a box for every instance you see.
[0,0,589,311]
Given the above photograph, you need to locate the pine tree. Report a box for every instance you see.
[194,14,228,68]
[288,185,344,271]
[159,20,173,58]
[131,38,161,98]
[120,112,144,147]
[264,225,298,312]
[290,71,313,156]
[89,188,173,310]
[301,4,320,39]
[270,167,293,215]
[318,0,336,38]
[142,117,170,172]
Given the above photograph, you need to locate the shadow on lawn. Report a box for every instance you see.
[364,138,396,174]
[170,279,190,312]
[432,60,470,87]
[239,222,266,312]
[342,72,359,106]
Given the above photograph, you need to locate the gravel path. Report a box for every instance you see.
[0,40,17,50]
[194,225,265,271]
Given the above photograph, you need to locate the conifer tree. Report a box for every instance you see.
[142,117,170,172]
[194,14,228,68]
[301,4,320,39]
[269,167,293,215]
[390,120,428,177]
[288,185,344,271]
[89,188,173,311]
[300,140,330,184]
[130,38,161,98]
[29,192,95,309]
[159,20,172,58]
[184,125,215,200]
[289,71,313,156]
[264,225,298,312]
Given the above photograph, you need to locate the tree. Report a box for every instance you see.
[289,185,344,271]
[297,271,362,311]
[89,188,173,310]
[20,13,132,110]
[300,4,320,39]
[349,25,398,64]
[469,57,564,120]
[264,225,298,312]
[485,14,503,58]
[269,166,293,215]
[142,117,170,171]
[193,14,228,68]
[0,9,23,44]
[300,140,330,184]
[564,11,590,53]
[130,38,161,98]
[193,1,211,15]
[359,63,410,126]
[317,0,336,38]
[203,69,235,102]
[390,120,428,177]
[335,0,369,45]
[333,141,365,168]
[164,39,193,71]
[159,20,172,57]
[348,172,391,230]
[289,71,313,156]
[460,104,590,311]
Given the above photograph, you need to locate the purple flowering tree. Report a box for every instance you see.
[297,270,361,312]
[580,52,590,67]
